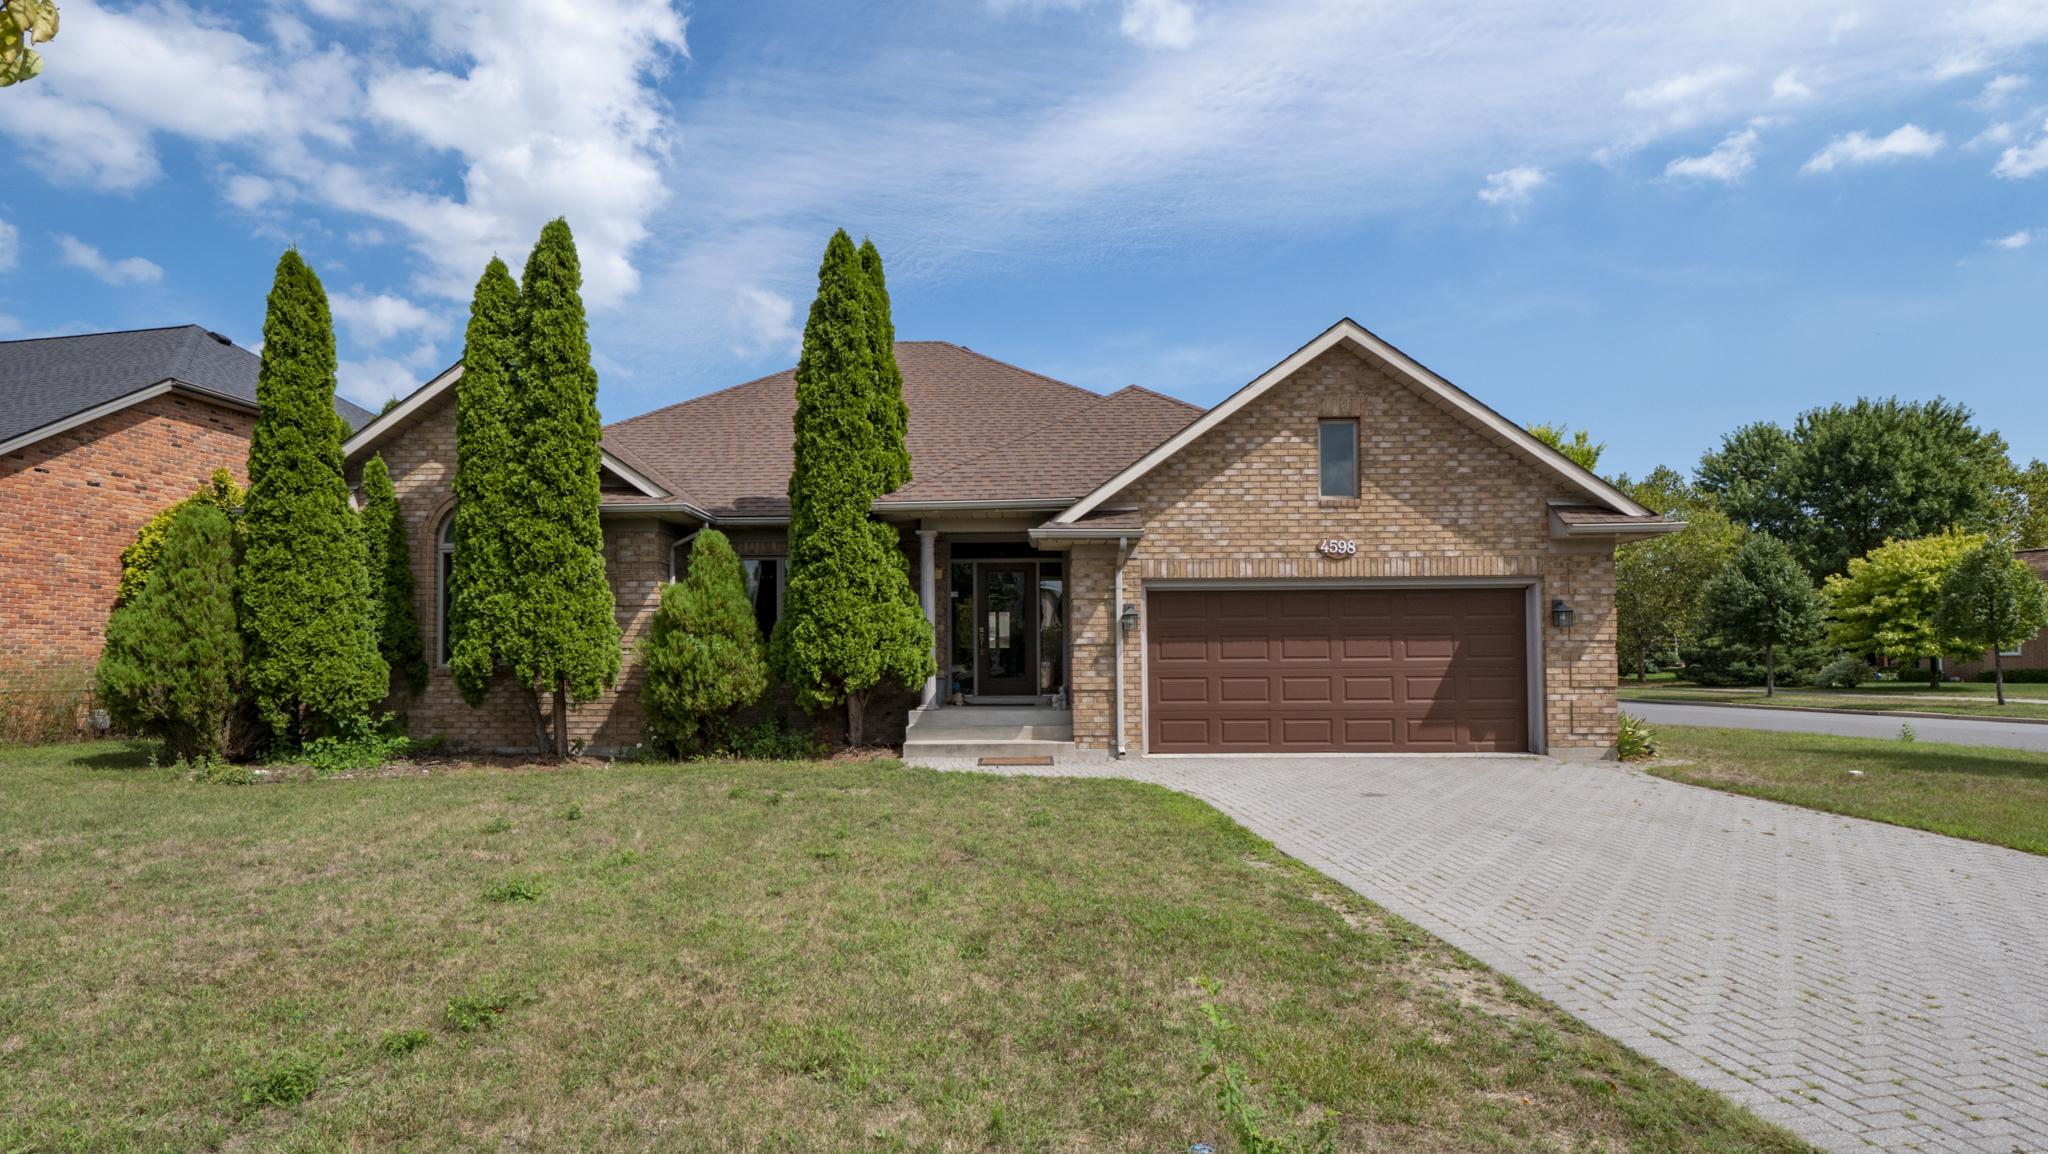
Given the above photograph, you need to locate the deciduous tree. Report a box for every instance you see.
[1702,533,1826,696]
[1822,530,1984,688]
[96,503,244,761]
[1935,539,2048,704]
[640,530,768,754]
[0,0,57,87]
[770,230,934,745]
[1612,467,1743,681]
[114,468,243,608]
[239,250,386,741]
[360,454,428,698]
[1696,398,2007,577]
[1527,422,1604,472]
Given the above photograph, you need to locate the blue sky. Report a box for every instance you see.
[3,0,2046,482]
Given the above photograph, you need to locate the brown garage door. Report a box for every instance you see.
[1147,588,1528,754]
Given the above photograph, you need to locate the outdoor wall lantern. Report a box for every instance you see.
[1120,602,1140,633]
[1550,599,1575,629]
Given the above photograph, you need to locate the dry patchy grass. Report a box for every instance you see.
[0,741,1813,1153]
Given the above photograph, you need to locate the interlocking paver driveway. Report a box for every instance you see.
[911,753,2048,1154]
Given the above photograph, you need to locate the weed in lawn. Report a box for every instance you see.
[1897,722,1916,742]
[443,990,537,1033]
[234,1051,320,1113]
[560,802,582,821]
[600,850,641,869]
[1194,978,1338,1154]
[1026,810,1052,827]
[482,877,544,903]
[481,815,513,834]
[377,1028,432,1057]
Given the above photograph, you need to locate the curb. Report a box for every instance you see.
[1619,698,2048,727]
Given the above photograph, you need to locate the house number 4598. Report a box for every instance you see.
[1318,539,1357,556]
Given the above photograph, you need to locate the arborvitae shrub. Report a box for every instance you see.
[640,529,768,755]
[96,503,245,761]
[360,454,428,697]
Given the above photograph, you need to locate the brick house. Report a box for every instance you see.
[341,319,1680,758]
[1949,548,2048,681]
[1,327,373,671]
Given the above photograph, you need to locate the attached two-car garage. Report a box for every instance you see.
[1145,587,1530,754]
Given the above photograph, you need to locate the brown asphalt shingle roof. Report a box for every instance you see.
[602,342,1192,519]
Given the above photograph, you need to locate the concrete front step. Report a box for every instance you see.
[902,707,1076,761]
[900,738,1077,761]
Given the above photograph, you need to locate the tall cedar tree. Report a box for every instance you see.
[449,257,522,709]
[360,454,429,697]
[114,468,244,607]
[1935,539,2048,704]
[770,231,934,745]
[1702,533,1827,696]
[240,250,386,740]
[858,237,912,493]
[640,530,768,754]
[503,218,620,758]
[97,503,245,761]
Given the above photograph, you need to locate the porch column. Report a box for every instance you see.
[917,529,939,708]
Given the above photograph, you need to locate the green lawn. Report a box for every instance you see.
[0,742,1811,1153]
[1620,684,2048,720]
[1648,725,2048,855]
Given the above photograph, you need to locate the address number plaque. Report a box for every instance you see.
[1317,539,1357,557]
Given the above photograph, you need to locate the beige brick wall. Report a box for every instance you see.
[1067,344,1619,754]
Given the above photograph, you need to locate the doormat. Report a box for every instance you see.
[978,756,1055,767]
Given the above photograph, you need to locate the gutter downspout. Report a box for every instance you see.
[917,529,939,709]
[1114,536,1127,758]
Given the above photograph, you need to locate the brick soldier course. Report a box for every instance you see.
[343,318,1676,756]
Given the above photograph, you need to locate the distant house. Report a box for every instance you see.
[1951,548,2048,680]
[0,327,372,671]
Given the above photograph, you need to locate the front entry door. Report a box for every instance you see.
[975,563,1037,697]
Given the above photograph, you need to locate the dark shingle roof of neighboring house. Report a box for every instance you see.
[603,342,1189,519]
[0,325,374,453]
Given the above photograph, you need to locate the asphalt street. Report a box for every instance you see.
[1627,700,2048,752]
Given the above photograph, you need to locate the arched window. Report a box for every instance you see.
[438,512,456,666]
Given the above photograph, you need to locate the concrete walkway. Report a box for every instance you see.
[910,753,2048,1153]
[1631,700,2048,752]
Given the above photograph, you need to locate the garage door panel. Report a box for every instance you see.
[1147,589,1527,754]
[1219,677,1270,702]
[1218,637,1269,660]
[1281,677,1332,702]
[1343,676,1393,702]
[1219,718,1272,744]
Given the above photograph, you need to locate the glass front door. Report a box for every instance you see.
[975,563,1037,697]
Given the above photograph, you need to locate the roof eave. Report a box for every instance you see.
[0,378,260,458]
[341,361,463,465]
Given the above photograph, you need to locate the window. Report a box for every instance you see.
[742,557,783,640]
[2000,643,2026,657]
[1318,419,1358,498]
[437,512,456,666]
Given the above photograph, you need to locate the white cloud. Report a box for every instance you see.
[1664,128,1759,182]
[55,235,164,286]
[1625,65,1743,110]
[1992,228,2037,248]
[1994,119,2048,177]
[1770,68,1812,100]
[0,0,685,310]
[733,286,801,358]
[329,290,451,346]
[336,355,433,409]
[1973,73,2030,109]
[1120,0,1196,48]
[1802,124,1945,172]
[0,218,18,273]
[1477,166,1547,206]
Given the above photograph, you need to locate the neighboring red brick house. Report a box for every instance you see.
[1951,548,2048,680]
[343,319,1680,759]
[0,327,372,671]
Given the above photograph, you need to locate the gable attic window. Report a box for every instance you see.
[1318,419,1358,499]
